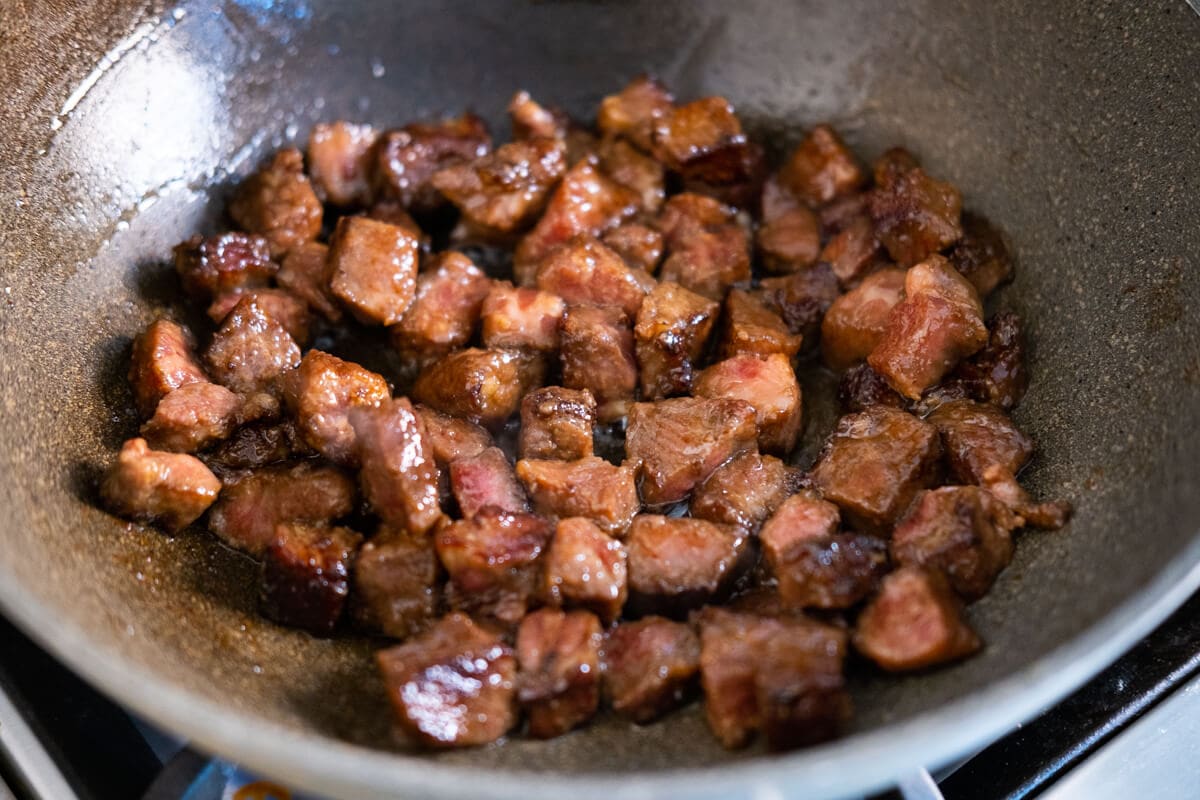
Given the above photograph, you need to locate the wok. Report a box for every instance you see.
[1,1,1198,798]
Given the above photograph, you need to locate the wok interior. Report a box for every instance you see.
[1,0,1199,781]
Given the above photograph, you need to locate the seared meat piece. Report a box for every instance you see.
[203,295,301,395]
[392,251,492,366]
[351,397,443,535]
[480,283,566,352]
[757,262,840,347]
[873,146,921,188]
[207,288,312,344]
[277,241,341,322]
[328,216,420,326]
[767,532,888,611]
[680,139,767,212]
[372,114,492,212]
[376,612,516,747]
[657,193,751,301]
[414,404,493,467]
[601,222,664,273]
[635,281,719,399]
[691,451,799,532]
[759,490,841,558]
[821,267,907,371]
[207,462,355,555]
[559,304,639,421]
[625,397,758,506]
[869,166,963,267]
[853,567,980,671]
[515,457,639,537]
[947,212,1013,298]
[519,387,596,461]
[100,438,221,531]
[450,446,529,517]
[837,363,905,413]
[508,90,567,140]
[869,256,987,399]
[535,235,651,318]
[412,348,545,427]
[260,523,362,635]
[204,419,310,471]
[810,406,942,533]
[652,96,752,185]
[543,517,627,624]
[229,148,322,258]
[757,206,820,274]
[602,616,699,722]
[282,350,390,465]
[431,137,567,234]
[128,319,209,417]
[140,381,242,453]
[820,215,883,288]
[779,124,864,207]
[719,289,802,360]
[625,515,748,616]
[516,608,603,738]
[435,510,553,624]
[352,531,440,639]
[598,136,665,213]
[693,353,803,456]
[306,121,378,207]
[597,74,674,153]
[366,199,427,241]
[173,232,274,299]
[950,311,1029,411]
[818,191,872,236]
[760,174,802,223]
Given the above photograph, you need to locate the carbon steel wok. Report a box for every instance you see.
[1,1,1198,798]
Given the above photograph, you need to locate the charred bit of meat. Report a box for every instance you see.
[260,523,362,635]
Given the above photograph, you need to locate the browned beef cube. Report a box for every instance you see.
[282,350,390,465]
[602,617,698,722]
[757,206,820,274]
[277,241,341,322]
[515,457,639,537]
[691,451,799,532]
[635,281,719,399]
[411,348,545,428]
[414,404,494,467]
[757,262,840,347]
[768,532,888,611]
[625,397,758,506]
[853,567,980,671]
[260,523,362,635]
[950,311,1029,411]
[203,295,301,395]
[947,212,1013,298]
[229,148,322,258]
[694,354,803,456]
[515,608,603,738]
[207,462,355,555]
[680,138,768,211]
[820,215,883,288]
[352,530,439,638]
[868,256,987,398]
[435,510,553,624]
[821,267,907,371]
[351,398,443,535]
[392,252,492,365]
[372,114,491,212]
[431,137,567,234]
[818,191,872,236]
[100,438,221,531]
[652,96,751,184]
[759,491,841,559]
[760,174,803,223]
[625,515,748,616]
[543,517,627,624]
[719,289,802,360]
[128,319,209,417]
[376,613,516,747]
[203,419,310,471]
[657,193,751,301]
[207,288,312,345]
[480,283,566,352]
[306,121,378,207]
[837,363,905,413]
[507,90,568,140]
[450,447,529,518]
[601,222,664,273]
[559,305,638,421]
[140,382,242,453]
[598,136,665,213]
[519,387,596,461]
[869,166,963,267]
[535,235,651,318]
[779,124,864,207]
[873,147,921,188]
[173,232,274,299]
[327,216,419,326]
[810,406,942,532]
[597,74,674,153]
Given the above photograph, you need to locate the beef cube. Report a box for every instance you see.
[207,288,312,344]
[760,174,803,223]
[625,397,758,506]
[757,206,820,274]
[869,256,987,398]
[229,148,322,258]
[372,114,492,212]
[598,136,665,213]
[837,363,905,413]
[853,567,980,671]
[277,241,341,322]
[947,212,1013,298]
[352,531,440,639]
[351,397,443,535]
[306,121,378,207]
[411,348,545,427]
[100,438,221,531]
[431,137,567,234]
[680,139,768,211]
[414,404,494,467]
[950,311,1029,411]
[821,267,907,371]
[693,353,803,456]
[779,124,865,206]
[543,517,627,624]
[376,613,516,747]
[435,510,553,624]
[759,491,841,558]
[818,191,872,236]
[203,419,310,471]
[626,515,748,616]
[140,381,242,453]
[691,452,800,532]
[507,90,568,140]
[559,305,638,421]
[516,608,603,738]
[328,215,420,325]
[597,74,674,153]
[635,281,719,399]
[128,319,209,417]
[283,350,390,465]
[869,166,963,267]
[535,235,651,319]
[173,232,275,299]
[203,295,301,395]
[657,193,751,301]
[719,289,802,360]
[450,447,529,518]
[601,222,664,273]
[873,147,922,188]
[602,617,699,722]
[515,457,639,536]
[519,387,596,461]
[810,406,942,532]
[767,532,888,610]
[392,252,492,365]
[480,282,566,352]
[757,262,840,347]
[260,523,362,635]
[651,96,751,184]
[207,461,355,555]
[820,215,883,288]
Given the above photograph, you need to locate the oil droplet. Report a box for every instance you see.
[370,58,385,78]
